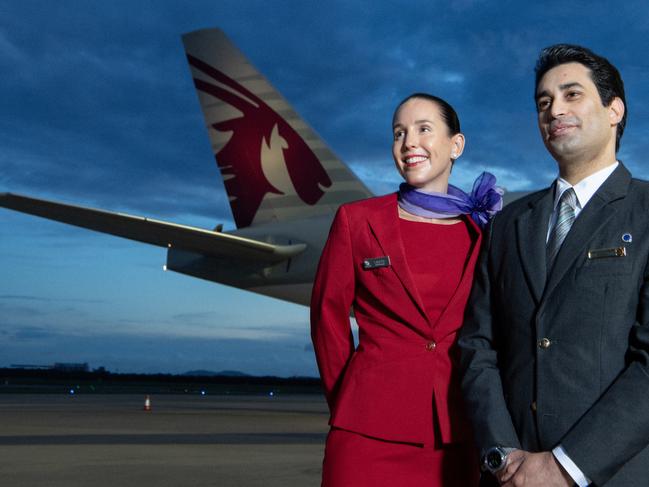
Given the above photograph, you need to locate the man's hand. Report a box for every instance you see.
[497,450,573,487]
[494,449,525,485]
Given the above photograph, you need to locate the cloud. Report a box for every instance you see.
[0,328,319,376]
[0,28,22,61]
[0,294,104,304]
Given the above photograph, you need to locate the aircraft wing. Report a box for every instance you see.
[0,193,305,263]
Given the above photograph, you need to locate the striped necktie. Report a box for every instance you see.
[547,187,577,270]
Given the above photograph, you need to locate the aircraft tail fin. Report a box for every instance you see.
[182,28,372,228]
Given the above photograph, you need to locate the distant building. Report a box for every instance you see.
[10,363,90,372]
[53,363,89,372]
[10,364,50,370]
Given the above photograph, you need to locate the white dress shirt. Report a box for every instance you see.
[546,161,619,242]
[547,161,618,487]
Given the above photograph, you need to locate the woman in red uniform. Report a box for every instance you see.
[311,93,502,486]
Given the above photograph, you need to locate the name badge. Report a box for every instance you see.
[362,256,391,270]
[587,247,626,259]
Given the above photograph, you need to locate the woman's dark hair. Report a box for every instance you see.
[393,93,461,136]
[534,44,626,152]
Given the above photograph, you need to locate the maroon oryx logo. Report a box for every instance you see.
[187,54,332,228]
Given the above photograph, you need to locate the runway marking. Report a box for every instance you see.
[0,432,326,446]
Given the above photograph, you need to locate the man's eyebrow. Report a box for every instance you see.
[559,81,584,91]
[535,82,585,100]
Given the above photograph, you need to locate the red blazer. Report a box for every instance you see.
[311,193,482,445]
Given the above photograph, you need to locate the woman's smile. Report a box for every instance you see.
[403,153,429,167]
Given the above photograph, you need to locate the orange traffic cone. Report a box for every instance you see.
[143,395,152,412]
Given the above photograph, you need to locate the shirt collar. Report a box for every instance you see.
[553,161,619,211]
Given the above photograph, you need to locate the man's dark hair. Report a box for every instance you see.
[393,93,461,136]
[535,44,626,152]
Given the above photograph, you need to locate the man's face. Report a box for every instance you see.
[535,62,620,165]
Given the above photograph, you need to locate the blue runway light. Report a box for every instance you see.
[269,391,274,397]
[69,389,75,395]
[200,390,206,396]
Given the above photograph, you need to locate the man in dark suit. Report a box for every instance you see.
[459,44,649,486]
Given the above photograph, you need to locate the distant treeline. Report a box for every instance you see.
[0,368,323,395]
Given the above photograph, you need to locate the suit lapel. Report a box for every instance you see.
[515,188,554,305]
[543,164,631,299]
[366,194,430,325]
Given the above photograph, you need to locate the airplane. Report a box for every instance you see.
[0,28,523,308]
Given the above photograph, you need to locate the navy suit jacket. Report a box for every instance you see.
[459,163,649,485]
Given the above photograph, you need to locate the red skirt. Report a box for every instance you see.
[322,427,479,487]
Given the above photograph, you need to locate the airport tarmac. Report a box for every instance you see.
[0,393,329,486]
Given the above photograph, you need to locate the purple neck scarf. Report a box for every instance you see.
[398,172,503,228]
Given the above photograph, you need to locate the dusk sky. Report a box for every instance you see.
[2,1,649,376]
